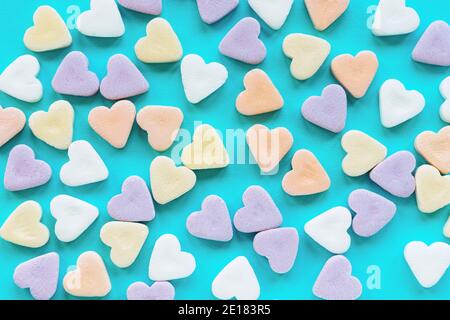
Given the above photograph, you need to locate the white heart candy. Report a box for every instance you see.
[379,79,425,128]
[439,76,450,123]
[304,206,352,254]
[248,0,294,30]
[0,55,43,103]
[212,256,260,300]
[148,234,196,281]
[372,0,420,36]
[404,241,450,288]
[50,195,99,242]
[181,54,228,104]
[76,0,125,37]
[60,140,109,187]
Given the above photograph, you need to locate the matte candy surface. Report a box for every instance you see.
[372,0,420,36]
[127,281,175,300]
[0,107,26,147]
[412,20,450,66]
[76,0,125,38]
[248,0,293,30]
[415,165,450,214]
[415,126,450,174]
[118,0,162,15]
[304,0,349,31]
[196,0,239,24]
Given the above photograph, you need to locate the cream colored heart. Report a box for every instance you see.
[0,201,49,248]
[181,124,230,170]
[100,221,148,268]
[282,33,331,80]
[341,130,387,177]
[29,100,74,150]
[150,156,197,205]
[415,165,450,214]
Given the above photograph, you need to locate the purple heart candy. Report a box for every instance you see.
[196,0,239,24]
[51,51,100,97]
[412,20,450,66]
[107,176,155,222]
[253,227,299,274]
[13,252,59,300]
[233,185,283,233]
[127,281,175,300]
[301,84,347,133]
[219,17,266,65]
[186,195,233,242]
[100,54,149,100]
[4,144,52,191]
[118,0,162,15]
[370,151,416,198]
[348,189,396,237]
[313,255,362,300]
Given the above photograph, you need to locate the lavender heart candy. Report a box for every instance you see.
[301,84,347,133]
[196,0,239,24]
[127,281,175,300]
[4,144,52,191]
[118,0,162,15]
[412,20,450,66]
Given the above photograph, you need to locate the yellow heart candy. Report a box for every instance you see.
[341,130,387,177]
[0,201,49,248]
[100,221,148,268]
[135,18,183,63]
[181,124,230,170]
[23,6,72,52]
[415,165,450,214]
[29,100,74,150]
[150,156,196,205]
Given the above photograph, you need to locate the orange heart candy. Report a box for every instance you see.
[304,0,350,31]
[415,126,450,174]
[236,69,284,116]
[331,51,379,98]
[88,100,136,149]
[0,107,26,147]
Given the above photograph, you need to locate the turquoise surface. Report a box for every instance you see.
[0,0,449,300]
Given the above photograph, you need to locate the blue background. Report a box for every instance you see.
[0,0,449,300]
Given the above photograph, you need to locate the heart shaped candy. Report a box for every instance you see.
[283,33,331,80]
[444,217,450,238]
[439,76,450,123]
[415,126,450,174]
[24,6,72,52]
[372,0,420,36]
[127,281,175,300]
[135,18,183,63]
[4,144,52,191]
[196,0,238,24]
[415,165,450,214]
[304,0,349,31]
[412,20,450,66]
[118,0,162,15]
[148,234,196,281]
[100,221,149,268]
[88,100,136,148]
[77,0,125,37]
[249,0,293,30]
[0,107,26,147]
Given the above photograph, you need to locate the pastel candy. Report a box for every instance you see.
[196,0,239,24]
[100,221,149,268]
[331,51,379,99]
[186,195,233,242]
[88,100,136,148]
[371,0,420,36]
[341,130,387,177]
[282,149,331,196]
[233,185,283,233]
[348,189,397,237]
[4,144,52,191]
[51,195,99,242]
[181,124,230,170]
[76,0,125,38]
[412,21,450,66]
[253,227,299,274]
[118,0,162,15]
[0,107,26,147]
[236,69,284,116]
[444,217,450,238]
[248,0,293,30]
[60,140,109,187]
[369,151,416,197]
[440,76,450,123]
[282,33,331,80]
[304,0,349,31]
[313,255,362,300]
[0,55,43,103]
[219,17,266,65]
[63,251,111,297]
[24,6,72,52]
[301,84,347,133]
[100,54,149,100]
[0,201,49,248]
[127,281,175,300]
[415,165,450,214]
[52,51,100,97]
[29,100,74,150]
[13,252,59,300]
[414,126,450,174]
[135,18,183,63]
[107,176,155,222]
[150,156,196,205]
[246,124,293,173]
